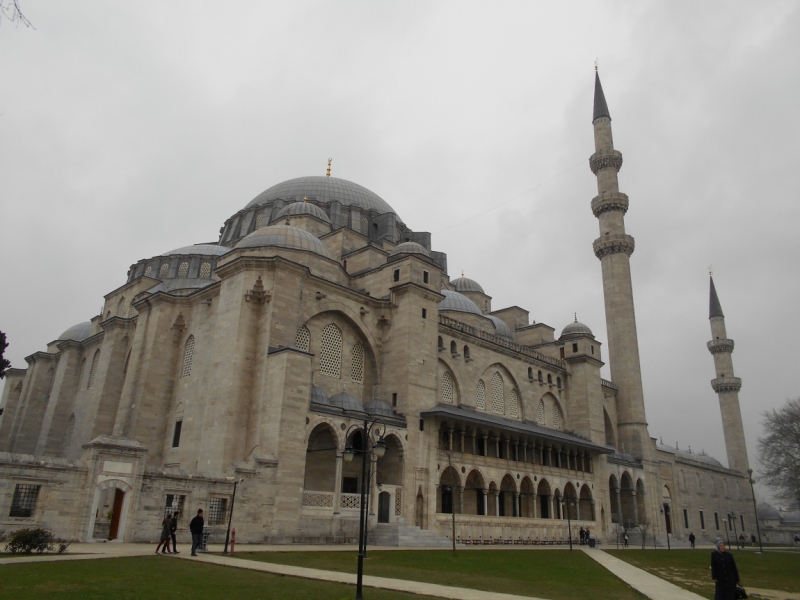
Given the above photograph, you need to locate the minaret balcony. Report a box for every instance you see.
[591,193,629,217]
[707,339,734,354]
[711,377,742,393]
[593,233,635,259]
[589,149,623,174]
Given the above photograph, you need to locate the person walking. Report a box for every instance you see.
[190,508,204,556]
[579,527,585,545]
[155,513,172,554]
[711,541,740,600]
[750,534,757,547]
[588,529,596,548]
[689,531,696,549]
[170,511,180,554]
[623,532,629,548]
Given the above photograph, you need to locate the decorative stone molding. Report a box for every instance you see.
[589,150,623,174]
[591,193,629,217]
[245,276,271,304]
[593,234,635,259]
[707,339,735,354]
[711,377,742,393]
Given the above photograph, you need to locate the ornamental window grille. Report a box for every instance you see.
[490,372,504,414]
[88,351,100,388]
[441,371,454,403]
[339,214,349,228]
[177,262,189,278]
[64,414,75,448]
[552,405,560,429]
[294,326,310,352]
[255,213,264,229]
[159,263,170,278]
[537,400,545,425]
[129,304,138,317]
[509,389,519,419]
[116,297,126,316]
[77,358,87,390]
[182,335,195,378]
[208,497,227,525]
[319,324,342,378]
[199,262,211,278]
[476,380,486,410]
[395,488,403,516]
[351,343,365,384]
[163,494,186,521]
[360,216,369,235]
[144,266,153,277]
[9,484,40,518]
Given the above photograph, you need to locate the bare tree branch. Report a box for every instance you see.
[757,397,800,504]
[0,0,34,29]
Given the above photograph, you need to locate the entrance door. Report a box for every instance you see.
[108,489,125,540]
[378,492,391,523]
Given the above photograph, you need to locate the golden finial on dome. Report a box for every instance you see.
[594,58,598,71]
[303,195,307,203]
[326,158,332,177]
[461,270,464,277]
[574,312,578,322]
[708,265,713,277]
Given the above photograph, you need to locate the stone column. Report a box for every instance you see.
[532,491,538,519]
[458,486,464,515]
[495,490,501,517]
[460,430,465,454]
[471,431,476,455]
[576,499,581,521]
[514,493,520,517]
[482,489,488,516]
[549,496,555,520]
[631,490,639,527]
[494,437,500,459]
[615,486,623,528]
[546,446,552,467]
[333,452,343,515]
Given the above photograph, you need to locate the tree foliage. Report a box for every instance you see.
[758,397,800,504]
[0,331,11,380]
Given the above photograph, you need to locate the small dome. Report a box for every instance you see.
[676,449,723,468]
[389,241,430,258]
[236,224,334,260]
[274,201,331,223]
[364,399,395,418]
[329,392,364,412]
[164,244,229,257]
[57,322,92,342]
[438,290,482,315]
[451,276,484,294]
[485,315,513,340]
[560,319,594,339]
[758,502,781,520]
[311,385,330,405]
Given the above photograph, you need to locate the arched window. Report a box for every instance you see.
[437,336,444,350]
[441,371,454,403]
[551,404,560,429]
[159,263,170,278]
[255,213,264,229]
[295,326,310,352]
[181,335,195,378]
[463,345,470,360]
[556,376,562,389]
[509,389,519,419]
[476,380,486,410]
[116,297,126,316]
[63,413,75,448]
[177,262,189,278]
[538,370,543,383]
[678,470,686,491]
[319,324,342,378]
[360,216,369,235]
[450,340,457,355]
[537,400,545,425]
[144,265,153,278]
[351,343,365,384]
[129,303,137,317]
[77,358,87,390]
[199,262,211,278]
[547,373,552,385]
[88,350,100,388]
[490,372,504,414]
[528,367,533,381]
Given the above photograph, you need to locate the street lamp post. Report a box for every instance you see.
[343,417,386,600]
[660,505,671,550]
[564,495,574,551]
[747,468,763,553]
[223,477,243,555]
[730,513,739,550]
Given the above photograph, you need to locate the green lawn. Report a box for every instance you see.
[237,549,646,600]
[608,549,800,599]
[0,556,436,600]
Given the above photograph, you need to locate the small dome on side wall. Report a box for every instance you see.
[311,385,330,405]
[329,392,364,412]
[560,318,594,339]
[236,224,334,260]
[364,399,395,418]
[57,322,93,342]
[451,276,484,294]
[274,201,331,223]
[389,241,430,258]
[485,315,513,340]
[438,290,483,315]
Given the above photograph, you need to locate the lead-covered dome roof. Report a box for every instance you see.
[329,392,363,412]
[485,315,513,340]
[364,399,395,417]
[57,322,92,342]
[164,244,229,257]
[274,201,331,223]
[236,224,334,260]
[245,176,398,217]
[438,290,483,315]
[389,241,430,258]
[560,319,594,339]
[451,276,484,294]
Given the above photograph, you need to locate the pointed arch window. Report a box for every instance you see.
[144,266,153,278]
[551,404,560,429]
[88,350,100,388]
[116,297,126,317]
[319,324,342,378]
[199,262,211,278]
[159,263,170,278]
[441,370,454,403]
[536,400,545,425]
[129,303,138,317]
[63,414,75,449]
[255,213,265,229]
[181,335,195,378]
[294,326,310,352]
[509,389,519,419]
[351,343,365,384]
[476,379,486,410]
[77,358,87,390]
[490,372,504,414]
[177,262,189,278]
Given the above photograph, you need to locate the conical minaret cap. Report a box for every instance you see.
[709,276,724,318]
[593,71,611,122]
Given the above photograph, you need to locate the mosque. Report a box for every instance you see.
[0,73,755,546]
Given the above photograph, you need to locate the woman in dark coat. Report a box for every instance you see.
[711,541,740,600]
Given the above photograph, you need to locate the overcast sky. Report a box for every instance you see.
[1,1,798,499]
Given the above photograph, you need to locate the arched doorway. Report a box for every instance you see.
[87,479,132,542]
[563,482,578,521]
[620,472,636,528]
[579,484,594,521]
[438,466,461,514]
[636,479,646,527]
[662,484,672,534]
[488,481,499,516]
[609,474,620,524]
[304,424,337,493]
[378,491,391,523]
[537,479,552,519]
[499,475,516,517]
[464,470,485,515]
[520,477,535,518]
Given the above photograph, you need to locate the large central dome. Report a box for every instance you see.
[245,176,397,216]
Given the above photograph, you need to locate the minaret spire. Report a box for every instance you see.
[593,71,611,121]
[707,275,749,473]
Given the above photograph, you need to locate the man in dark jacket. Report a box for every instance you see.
[170,511,180,554]
[711,541,740,600]
[189,509,204,557]
[689,532,696,549]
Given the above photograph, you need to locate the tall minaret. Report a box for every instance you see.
[707,275,750,473]
[590,71,650,459]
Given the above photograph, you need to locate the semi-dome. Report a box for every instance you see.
[164,244,229,257]
[245,176,398,217]
[560,318,594,339]
[274,201,331,223]
[389,241,430,258]
[451,276,484,294]
[329,392,364,412]
[57,322,92,342]
[310,385,330,405]
[364,399,395,418]
[438,290,483,315]
[236,224,334,260]
[485,315,513,340]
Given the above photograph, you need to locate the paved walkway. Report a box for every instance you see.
[580,547,706,600]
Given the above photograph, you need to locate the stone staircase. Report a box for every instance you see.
[367,524,454,548]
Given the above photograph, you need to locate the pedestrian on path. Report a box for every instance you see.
[155,514,172,554]
[711,541,740,600]
[579,527,585,545]
[750,534,757,547]
[170,511,180,554]
[623,532,629,548]
[190,508,204,556]
[588,529,596,548]
[689,531,696,549]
